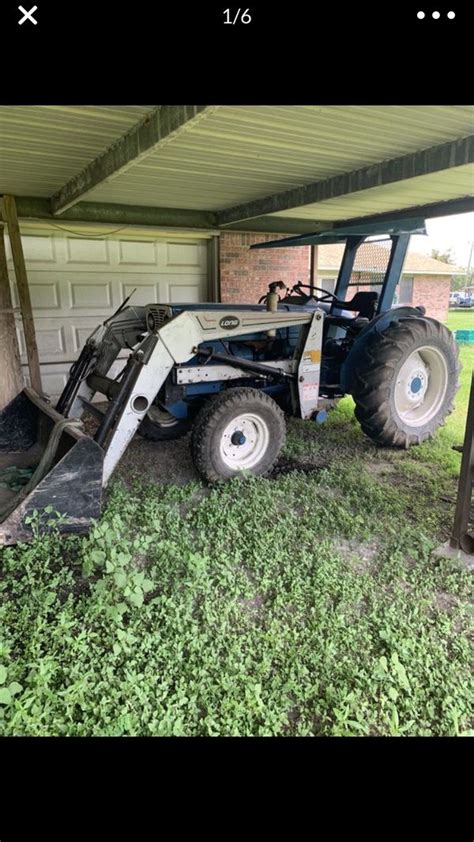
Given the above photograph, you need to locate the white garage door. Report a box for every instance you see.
[6,229,209,398]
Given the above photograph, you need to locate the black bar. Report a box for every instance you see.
[87,373,121,401]
[346,282,384,287]
[193,347,295,380]
[56,343,95,416]
[94,356,143,448]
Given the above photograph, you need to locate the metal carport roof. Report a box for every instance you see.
[0,105,473,232]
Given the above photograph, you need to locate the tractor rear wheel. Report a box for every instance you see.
[352,317,460,447]
[191,387,286,482]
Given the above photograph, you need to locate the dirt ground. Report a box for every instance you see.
[82,413,199,486]
[84,417,327,489]
[117,432,200,486]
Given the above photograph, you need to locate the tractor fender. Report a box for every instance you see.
[340,306,427,394]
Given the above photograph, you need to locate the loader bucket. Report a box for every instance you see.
[0,388,103,545]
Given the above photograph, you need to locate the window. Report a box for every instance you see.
[320,277,336,296]
[399,277,414,305]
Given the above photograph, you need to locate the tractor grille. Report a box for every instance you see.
[145,304,172,333]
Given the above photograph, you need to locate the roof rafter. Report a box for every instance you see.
[334,196,474,228]
[50,106,217,216]
[217,135,474,226]
[2,196,217,230]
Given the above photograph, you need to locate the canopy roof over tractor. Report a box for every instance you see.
[250,217,428,248]
[0,106,473,233]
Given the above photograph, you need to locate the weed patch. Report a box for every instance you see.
[0,344,472,736]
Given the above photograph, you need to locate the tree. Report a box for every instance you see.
[451,274,467,292]
[431,247,455,264]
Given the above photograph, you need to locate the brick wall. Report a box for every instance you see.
[218,233,451,322]
[220,232,310,303]
[412,275,450,322]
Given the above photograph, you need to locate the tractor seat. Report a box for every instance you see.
[332,291,378,320]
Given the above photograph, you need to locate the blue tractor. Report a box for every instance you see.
[0,217,461,542]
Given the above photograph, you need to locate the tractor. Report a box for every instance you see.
[0,217,460,543]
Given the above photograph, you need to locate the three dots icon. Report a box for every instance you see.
[417,10,456,18]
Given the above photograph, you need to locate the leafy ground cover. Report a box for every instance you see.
[0,317,472,736]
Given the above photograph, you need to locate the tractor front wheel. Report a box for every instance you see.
[191,387,286,482]
[352,316,460,448]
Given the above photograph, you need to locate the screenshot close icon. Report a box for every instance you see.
[18,4,38,25]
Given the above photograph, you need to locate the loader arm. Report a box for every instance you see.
[0,306,324,543]
[80,308,323,484]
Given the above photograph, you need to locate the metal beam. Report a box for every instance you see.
[4,197,217,230]
[7,193,472,239]
[333,237,364,307]
[335,196,474,229]
[217,135,474,226]
[50,106,217,216]
[6,198,327,235]
[220,216,332,234]
[377,235,411,314]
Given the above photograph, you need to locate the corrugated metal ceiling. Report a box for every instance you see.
[0,105,472,224]
[89,105,474,209]
[0,105,156,196]
[271,165,474,220]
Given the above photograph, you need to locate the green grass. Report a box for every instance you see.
[0,321,473,736]
[446,309,474,333]
[445,312,474,440]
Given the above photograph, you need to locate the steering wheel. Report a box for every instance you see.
[291,283,339,303]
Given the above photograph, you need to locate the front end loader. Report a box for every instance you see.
[0,217,461,543]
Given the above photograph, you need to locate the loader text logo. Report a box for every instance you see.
[219,315,240,330]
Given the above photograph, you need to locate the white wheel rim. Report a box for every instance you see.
[219,413,270,470]
[394,345,448,427]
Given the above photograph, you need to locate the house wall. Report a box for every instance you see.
[219,232,452,322]
[412,275,450,322]
[220,232,310,303]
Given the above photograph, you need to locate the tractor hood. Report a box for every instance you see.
[250,216,427,249]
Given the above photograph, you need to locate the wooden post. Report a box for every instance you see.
[2,195,42,394]
[450,371,474,554]
[0,223,24,409]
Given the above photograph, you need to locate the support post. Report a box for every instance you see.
[309,245,318,290]
[208,236,220,301]
[450,371,474,554]
[2,196,42,395]
[377,234,410,314]
[333,236,364,311]
[0,223,24,409]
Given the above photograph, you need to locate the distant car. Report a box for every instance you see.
[450,291,473,308]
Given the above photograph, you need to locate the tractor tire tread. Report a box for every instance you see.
[191,387,286,483]
[352,316,460,448]
[138,415,191,442]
